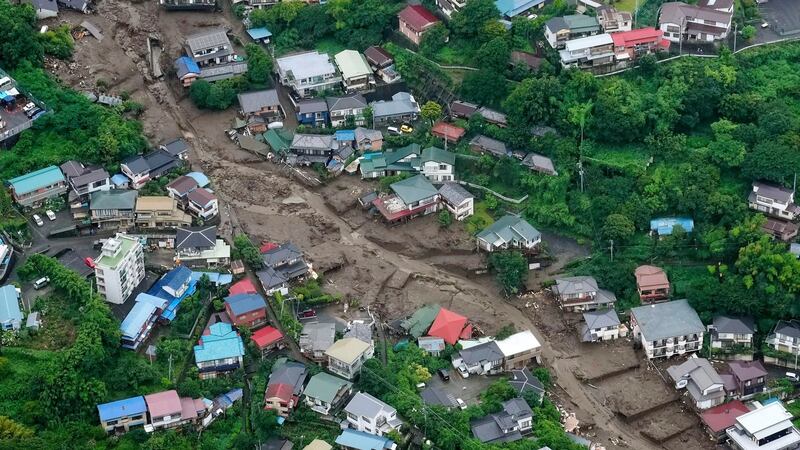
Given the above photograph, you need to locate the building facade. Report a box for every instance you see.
[94,234,146,304]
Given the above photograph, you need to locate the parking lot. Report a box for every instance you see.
[427,371,496,407]
[759,0,800,38]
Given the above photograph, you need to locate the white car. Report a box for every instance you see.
[45,210,56,221]
[456,398,467,410]
[761,22,769,28]
[33,214,44,227]
[457,364,469,379]
[267,121,284,130]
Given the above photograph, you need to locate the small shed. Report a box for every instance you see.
[246,27,272,44]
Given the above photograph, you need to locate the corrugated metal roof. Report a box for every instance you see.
[8,166,65,195]
[97,396,147,422]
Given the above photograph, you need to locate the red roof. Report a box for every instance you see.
[700,400,750,433]
[398,5,439,32]
[229,278,257,296]
[265,383,294,402]
[260,242,278,253]
[144,390,182,418]
[611,27,664,47]
[428,308,468,345]
[252,326,284,349]
[431,122,466,142]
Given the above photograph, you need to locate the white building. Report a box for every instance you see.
[726,402,800,450]
[630,299,705,359]
[438,183,474,221]
[666,357,725,410]
[276,51,342,98]
[581,309,626,342]
[496,330,542,370]
[748,181,798,221]
[324,337,373,380]
[558,33,615,69]
[476,215,541,252]
[344,392,403,436]
[658,1,732,43]
[94,234,145,304]
[418,147,455,182]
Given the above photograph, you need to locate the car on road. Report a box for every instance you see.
[400,124,413,134]
[438,368,450,382]
[297,309,317,320]
[33,214,43,227]
[45,210,56,221]
[787,372,799,382]
[761,22,769,28]
[456,398,467,410]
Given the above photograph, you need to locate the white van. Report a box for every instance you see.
[33,277,50,289]
[33,214,44,227]
[387,126,400,135]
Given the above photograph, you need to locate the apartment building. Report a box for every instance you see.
[275,51,341,98]
[94,234,146,304]
[726,403,800,450]
[630,299,705,359]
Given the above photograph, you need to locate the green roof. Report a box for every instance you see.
[421,147,455,165]
[95,235,139,270]
[264,129,293,153]
[334,50,372,80]
[400,304,441,338]
[303,372,352,403]
[359,144,420,176]
[563,14,600,33]
[391,174,438,205]
[90,190,138,210]
[8,165,65,195]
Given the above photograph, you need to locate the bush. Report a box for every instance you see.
[741,25,756,41]
[39,25,74,59]
[437,209,453,228]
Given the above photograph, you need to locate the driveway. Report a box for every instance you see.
[427,372,496,407]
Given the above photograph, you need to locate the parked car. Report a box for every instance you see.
[438,368,450,382]
[45,210,56,221]
[33,214,43,227]
[400,124,413,134]
[456,398,467,410]
[761,22,769,28]
[22,102,36,113]
[456,364,469,379]
[267,121,284,130]
[297,309,317,320]
[787,372,799,382]
[33,277,50,289]
[387,126,400,135]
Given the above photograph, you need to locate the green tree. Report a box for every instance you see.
[438,209,453,228]
[252,409,278,442]
[504,76,564,130]
[419,23,449,57]
[568,101,592,146]
[0,0,44,69]
[233,234,263,270]
[474,36,510,69]
[39,25,74,59]
[245,43,273,86]
[451,0,500,40]
[420,100,443,125]
[488,251,528,295]
[189,80,212,108]
[601,213,635,243]
[742,140,800,185]
[741,25,756,40]
[460,69,507,108]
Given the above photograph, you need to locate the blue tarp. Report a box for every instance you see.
[335,130,356,141]
[650,217,694,235]
[246,27,272,41]
[151,269,233,322]
[177,56,200,74]
[762,397,781,405]
[110,173,129,186]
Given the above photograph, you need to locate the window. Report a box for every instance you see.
[439,164,448,171]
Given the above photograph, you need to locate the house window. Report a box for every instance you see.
[439,164,448,170]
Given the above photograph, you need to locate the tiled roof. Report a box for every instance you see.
[398,4,439,31]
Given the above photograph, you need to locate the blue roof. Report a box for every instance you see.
[335,130,356,141]
[336,429,395,450]
[7,166,65,195]
[494,0,543,17]
[193,322,245,363]
[763,397,781,405]
[97,396,147,422]
[110,174,129,186]
[161,265,193,293]
[247,27,272,40]
[177,56,200,74]
[0,285,22,326]
[191,271,233,286]
[225,293,266,316]
[136,293,168,309]
[149,267,197,322]
[119,301,158,340]
[650,217,694,235]
[186,172,210,188]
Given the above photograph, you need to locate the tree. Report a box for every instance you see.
[504,76,563,130]
[420,100,443,125]
[742,140,800,185]
[568,101,592,146]
[601,213,635,243]
[741,25,756,40]
[474,36,510,69]
[189,80,212,107]
[39,25,74,60]
[460,69,507,108]
[233,234,263,270]
[451,0,500,40]
[419,23,449,57]
[480,379,516,413]
[0,1,44,69]
[438,209,453,228]
[488,251,528,295]
[245,43,273,86]
[588,78,648,143]
[252,409,278,442]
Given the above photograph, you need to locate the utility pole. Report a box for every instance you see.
[610,240,614,262]
[679,17,685,55]
[168,354,173,382]
[576,161,585,193]
[733,23,738,53]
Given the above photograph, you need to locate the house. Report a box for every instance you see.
[325,337,373,380]
[357,144,420,178]
[666,357,725,409]
[265,360,308,416]
[303,372,353,416]
[160,0,215,11]
[726,361,767,399]
[658,2,732,43]
[438,183,474,221]
[521,152,557,175]
[166,175,199,206]
[421,386,458,408]
[496,330,542,369]
[275,51,342,98]
[345,322,373,346]
[135,196,192,229]
[0,285,23,331]
[25,312,41,330]
[451,100,479,119]
[495,0,543,18]
[580,309,624,342]
[120,155,151,190]
[289,133,339,165]
[509,368,545,403]
[650,217,694,235]
[175,56,201,87]
[630,299,705,359]
[175,226,230,268]
[7,165,67,207]
[90,190,138,230]
[296,99,330,128]
[334,50,374,93]
[371,92,420,126]
[119,293,167,350]
[256,242,309,295]
[299,321,336,362]
[559,33,615,70]
[698,0,735,12]
[634,265,670,303]
[708,315,755,359]
[122,150,180,189]
[545,15,601,49]
[61,161,111,204]
[223,292,267,328]
[97,396,148,433]
[372,175,440,224]
[418,147,455,182]
[553,276,616,312]
[418,336,446,356]
[726,402,800,450]
[364,46,393,70]
[469,135,510,158]
[471,398,533,443]
[700,400,750,442]
[303,440,333,450]
[143,390,183,430]
[149,265,195,322]
[238,90,283,125]
[327,95,368,127]
[428,307,470,345]
[24,0,59,19]
[431,122,466,143]
[261,439,294,450]
[335,429,396,450]
[246,27,272,45]
[762,217,799,242]
[454,340,504,375]
[193,322,245,379]
[476,215,541,252]
[509,51,543,71]
[186,188,219,221]
[398,5,439,46]
[94,234,146,304]
[252,326,284,356]
[344,392,403,436]
[597,6,633,33]
[184,28,235,69]
[354,127,382,151]
[767,320,800,363]
[400,304,440,338]
[611,28,670,62]
[478,107,508,127]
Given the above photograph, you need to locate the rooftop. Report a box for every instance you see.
[303,372,352,403]
[335,429,394,450]
[324,337,371,364]
[712,315,755,334]
[477,214,541,247]
[496,330,541,357]
[276,51,337,83]
[634,265,670,290]
[334,50,373,81]
[701,400,750,433]
[438,183,474,206]
[97,396,147,422]
[630,299,704,341]
[398,4,439,31]
[345,392,396,419]
[90,189,138,211]
[238,89,280,114]
[176,226,217,249]
[95,234,139,270]
[193,322,245,363]
[390,174,438,205]
[428,307,468,345]
[144,390,182,419]
[225,293,267,316]
[252,326,283,349]
[0,285,22,326]
[8,165,65,195]
[185,28,230,53]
